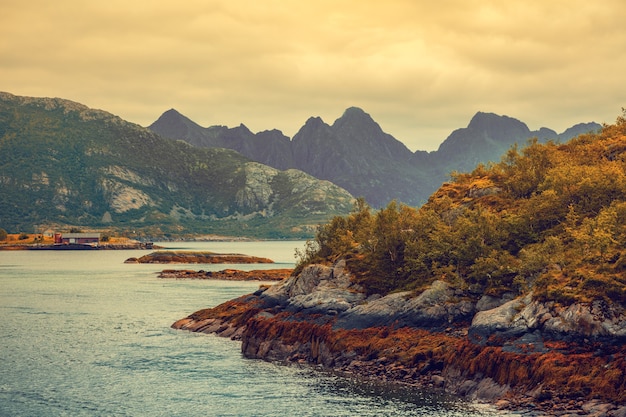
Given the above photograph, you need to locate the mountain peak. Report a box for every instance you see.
[304,116,326,126]
[155,108,184,121]
[335,107,374,125]
[343,106,367,117]
[164,108,182,116]
[464,112,532,142]
[467,112,528,132]
[293,116,330,138]
[148,108,206,140]
[150,108,197,127]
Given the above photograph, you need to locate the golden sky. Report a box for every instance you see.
[2,0,625,151]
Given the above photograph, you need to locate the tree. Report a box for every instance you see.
[0,228,7,241]
[500,139,555,199]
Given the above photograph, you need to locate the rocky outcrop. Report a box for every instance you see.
[125,251,274,264]
[258,262,475,327]
[152,106,601,208]
[158,268,292,281]
[260,260,365,314]
[335,280,475,330]
[173,260,626,415]
[469,294,626,351]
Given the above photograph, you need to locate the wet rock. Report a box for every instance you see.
[172,260,626,416]
[431,375,445,387]
[581,400,614,416]
[158,268,292,281]
[473,378,510,401]
[612,406,626,417]
[261,260,365,314]
[494,399,511,410]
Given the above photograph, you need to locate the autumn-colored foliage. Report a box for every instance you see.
[175,112,626,412]
[448,340,626,403]
[296,111,626,305]
[187,295,265,327]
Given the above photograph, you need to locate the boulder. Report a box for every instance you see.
[261,260,365,314]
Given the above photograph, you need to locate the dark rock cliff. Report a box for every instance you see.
[151,108,601,208]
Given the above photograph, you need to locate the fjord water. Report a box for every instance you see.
[0,241,502,416]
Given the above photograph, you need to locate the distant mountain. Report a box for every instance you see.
[151,107,435,207]
[289,108,435,207]
[150,109,295,170]
[0,92,354,238]
[150,109,601,208]
[431,112,602,177]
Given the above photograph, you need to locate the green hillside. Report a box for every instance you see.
[0,92,354,238]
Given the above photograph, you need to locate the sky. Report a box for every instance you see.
[2,0,626,151]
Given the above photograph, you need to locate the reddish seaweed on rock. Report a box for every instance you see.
[158,268,292,281]
[125,251,274,264]
[172,260,626,416]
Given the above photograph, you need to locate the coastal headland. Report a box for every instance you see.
[173,260,626,416]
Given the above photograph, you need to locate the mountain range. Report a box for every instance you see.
[0,92,354,238]
[0,91,602,238]
[150,108,601,207]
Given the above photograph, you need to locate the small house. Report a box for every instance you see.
[54,233,101,245]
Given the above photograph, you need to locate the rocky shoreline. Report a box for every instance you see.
[158,268,292,281]
[172,260,626,416]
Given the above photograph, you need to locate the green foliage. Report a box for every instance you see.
[299,113,626,304]
[0,94,353,238]
[295,197,372,274]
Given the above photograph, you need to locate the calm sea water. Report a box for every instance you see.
[0,241,505,416]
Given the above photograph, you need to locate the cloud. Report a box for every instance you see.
[1,0,625,151]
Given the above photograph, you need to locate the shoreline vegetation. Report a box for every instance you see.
[173,115,626,416]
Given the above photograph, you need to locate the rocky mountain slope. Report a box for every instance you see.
[150,108,601,208]
[430,111,601,178]
[0,92,354,237]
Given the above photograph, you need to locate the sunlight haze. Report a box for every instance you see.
[1,0,625,151]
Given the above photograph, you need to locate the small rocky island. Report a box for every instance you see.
[124,251,274,264]
[158,268,292,281]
